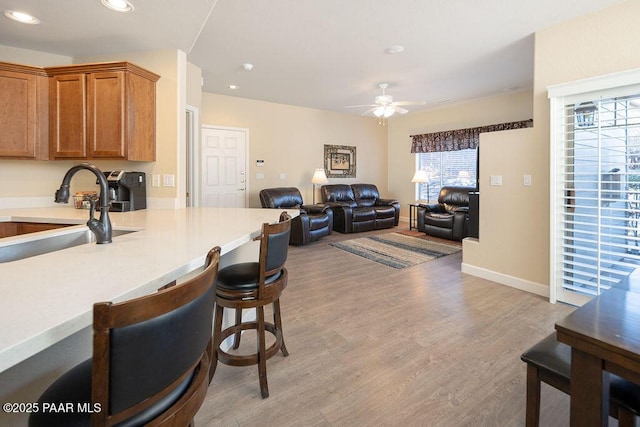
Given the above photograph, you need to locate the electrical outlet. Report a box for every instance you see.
[152,174,160,187]
[524,174,532,186]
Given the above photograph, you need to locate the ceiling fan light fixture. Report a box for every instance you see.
[373,106,395,118]
[101,0,134,13]
[4,10,40,24]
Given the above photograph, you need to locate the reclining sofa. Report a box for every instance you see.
[259,187,333,245]
[417,186,475,241]
[320,184,400,233]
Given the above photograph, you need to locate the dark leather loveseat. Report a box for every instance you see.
[417,186,475,241]
[321,184,400,233]
[259,187,333,245]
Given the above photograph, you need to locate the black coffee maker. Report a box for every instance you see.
[104,171,147,211]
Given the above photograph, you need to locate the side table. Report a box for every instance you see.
[409,203,420,230]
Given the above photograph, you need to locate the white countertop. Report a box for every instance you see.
[0,206,297,373]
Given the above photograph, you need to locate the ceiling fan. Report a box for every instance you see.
[346,83,426,123]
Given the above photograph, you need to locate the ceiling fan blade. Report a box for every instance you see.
[361,107,377,116]
[392,100,427,106]
[394,106,409,114]
[344,104,377,109]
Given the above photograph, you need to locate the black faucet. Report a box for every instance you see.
[55,163,112,244]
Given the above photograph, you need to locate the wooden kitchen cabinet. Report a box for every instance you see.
[0,63,49,159]
[48,62,160,161]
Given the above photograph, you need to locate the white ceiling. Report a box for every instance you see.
[0,0,627,115]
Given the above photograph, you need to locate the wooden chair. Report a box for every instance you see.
[521,333,640,427]
[210,212,291,398]
[29,246,221,427]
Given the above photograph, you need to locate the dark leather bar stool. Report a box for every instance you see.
[521,333,640,427]
[210,212,291,398]
[29,246,221,427]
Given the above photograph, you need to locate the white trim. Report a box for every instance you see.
[547,67,640,99]
[461,263,550,298]
[186,105,200,207]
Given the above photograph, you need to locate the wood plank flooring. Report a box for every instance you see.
[195,223,578,426]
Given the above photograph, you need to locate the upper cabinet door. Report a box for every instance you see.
[87,71,125,158]
[50,73,87,158]
[0,69,43,159]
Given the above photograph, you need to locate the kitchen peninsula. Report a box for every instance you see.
[0,206,297,426]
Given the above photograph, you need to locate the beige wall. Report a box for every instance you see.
[463,0,640,296]
[462,127,550,294]
[201,93,388,207]
[387,91,533,218]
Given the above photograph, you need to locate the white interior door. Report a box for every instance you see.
[201,126,247,208]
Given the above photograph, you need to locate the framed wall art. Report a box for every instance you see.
[324,144,356,178]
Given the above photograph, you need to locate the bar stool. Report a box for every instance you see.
[210,212,291,398]
[29,246,221,427]
[521,333,640,427]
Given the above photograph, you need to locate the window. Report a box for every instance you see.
[416,149,477,201]
[549,71,640,306]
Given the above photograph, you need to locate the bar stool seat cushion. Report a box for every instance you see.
[29,358,192,427]
[217,262,282,291]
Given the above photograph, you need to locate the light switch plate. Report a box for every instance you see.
[256,173,265,180]
[490,175,503,186]
[524,174,532,186]
[163,174,175,187]
[152,174,160,187]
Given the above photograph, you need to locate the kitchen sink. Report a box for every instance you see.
[0,228,136,263]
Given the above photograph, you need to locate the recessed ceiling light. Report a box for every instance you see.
[384,45,404,55]
[4,10,40,24]
[242,63,254,71]
[229,84,238,90]
[101,0,134,13]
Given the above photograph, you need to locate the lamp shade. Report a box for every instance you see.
[411,170,429,183]
[311,168,328,184]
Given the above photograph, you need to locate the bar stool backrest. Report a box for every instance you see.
[92,246,220,426]
[261,213,292,278]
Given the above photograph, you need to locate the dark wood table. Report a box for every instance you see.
[555,288,640,426]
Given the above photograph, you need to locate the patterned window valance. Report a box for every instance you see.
[410,119,533,153]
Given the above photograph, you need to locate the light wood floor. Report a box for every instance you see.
[195,223,579,426]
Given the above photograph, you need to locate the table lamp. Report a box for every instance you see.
[412,170,429,203]
[311,168,328,204]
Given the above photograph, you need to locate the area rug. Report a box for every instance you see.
[330,232,461,269]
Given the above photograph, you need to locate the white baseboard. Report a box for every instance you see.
[461,263,550,298]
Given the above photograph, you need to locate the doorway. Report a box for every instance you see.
[200,126,248,208]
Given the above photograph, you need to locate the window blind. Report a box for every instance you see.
[553,92,640,305]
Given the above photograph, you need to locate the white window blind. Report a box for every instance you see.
[550,79,640,306]
[417,149,477,201]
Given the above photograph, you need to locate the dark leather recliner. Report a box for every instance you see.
[321,184,400,233]
[417,186,475,241]
[259,187,333,245]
